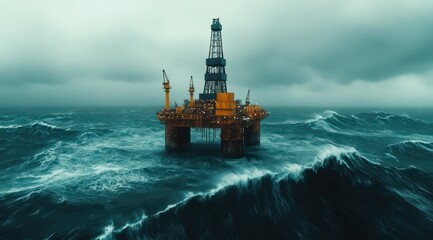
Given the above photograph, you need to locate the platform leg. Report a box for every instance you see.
[244,120,260,146]
[165,124,190,151]
[221,126,244,158]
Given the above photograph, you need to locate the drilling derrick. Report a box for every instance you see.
[200,18,227,100]
[156,18,268,158]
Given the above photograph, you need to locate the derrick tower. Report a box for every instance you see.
[200,18,227,100]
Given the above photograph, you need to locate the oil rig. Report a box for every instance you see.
[157,18,268,158]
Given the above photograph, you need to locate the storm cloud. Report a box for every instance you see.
[1,0,433,106]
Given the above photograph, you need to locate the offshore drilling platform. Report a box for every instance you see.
[157,18,268,158]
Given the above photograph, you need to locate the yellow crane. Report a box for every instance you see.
[162,70,171,110]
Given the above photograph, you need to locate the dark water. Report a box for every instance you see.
[1,107,433,239]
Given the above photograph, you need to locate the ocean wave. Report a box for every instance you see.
[0,124,22,129]
[101,148,433,239]
[386,140,433,152]
[1,121,58,129]
[0,131,158,196]
[298,111,359,135]
[302,111,425,127]
[0,189,105,239]
[0,122,80,170]
[210,167,275,195]
[350,111,428,127]
[293,111,433,136]
[0,121,73,135]
[385,141,433,168]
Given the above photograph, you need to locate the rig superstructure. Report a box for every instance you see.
[157,18,268,158]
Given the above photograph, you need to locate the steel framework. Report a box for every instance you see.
[203,18,227,95]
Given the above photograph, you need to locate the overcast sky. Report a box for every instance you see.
[1,0,433,107]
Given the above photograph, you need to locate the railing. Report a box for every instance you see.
[156,105,268,127]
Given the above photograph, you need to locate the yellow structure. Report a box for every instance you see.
[175,105,185,113]
[215,93,236,116]
[162,70,171,110]
[244,105,267,120]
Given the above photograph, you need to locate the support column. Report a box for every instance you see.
[221,126,244,158]
[165,123,190,151]
[244,120,260,146]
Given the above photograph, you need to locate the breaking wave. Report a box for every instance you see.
[386,141,433,170]
[0,122,79,168]
[281,111,433,136]
[0,121,76,139]
[103,148,433,239]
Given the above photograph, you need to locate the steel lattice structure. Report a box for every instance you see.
[203,18,227,96]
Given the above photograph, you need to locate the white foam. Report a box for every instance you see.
[313,145,357,167]
[385,153,399,161]
[36,168,84,183]
[211,167,275,194]
[92,164,123,174]
[398,139,431,145]
[96,212,148,240]
[263,119,300,125]
[306,110,338,123]
[284,163,303,178]
[350,114,359,120]
[32,121,58,129]
[302,111,347,135]
[184,191,197,198]
[375,112,413,121]
[311,120,340,133]
[95,224,114,240]
[0,124,22,129]
[1,133,161,196]
[386,140,433,152]
[284,119,301,124]
[306,115,322,124]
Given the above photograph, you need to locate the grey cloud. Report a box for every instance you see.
[308,23,433,83]
[226,1,433,88]
[0,38,160,86]
[0,66,66,86]
[0,61,157,86]
[1,0,433,106]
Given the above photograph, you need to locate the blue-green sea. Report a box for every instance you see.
[1,107,433,239]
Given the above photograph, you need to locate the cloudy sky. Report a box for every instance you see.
[1,0,433,107]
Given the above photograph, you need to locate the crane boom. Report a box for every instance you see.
[163,69,170,85]
[245,89,250,106]
[162,70,171,110]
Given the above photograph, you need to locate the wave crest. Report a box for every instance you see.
[386,141,433,168]
[107,150,433,240]
[296,111,433,136]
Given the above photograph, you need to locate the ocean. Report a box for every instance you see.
[1,107,433,239]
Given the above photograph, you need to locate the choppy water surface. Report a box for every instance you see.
[1,107,433,239]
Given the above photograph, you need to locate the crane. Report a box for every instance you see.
[188,76,195,107]
[245,89,250,106]
[162,70,171,110]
